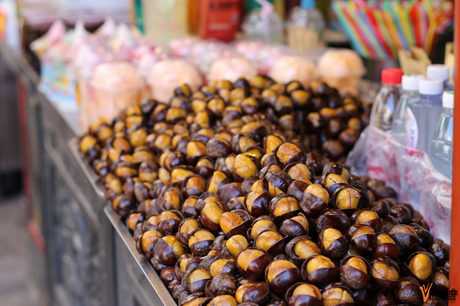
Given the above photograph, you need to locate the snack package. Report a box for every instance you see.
[346,126,452,243]
[148,59,202,103]
[317,49,366,96]
[268,55,317,87]
[91,61,143,124]
[208,56,257,82]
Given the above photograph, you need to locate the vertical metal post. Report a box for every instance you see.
[450,2,460,294]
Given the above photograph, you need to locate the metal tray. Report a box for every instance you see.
[105,205,177,306]
[68,137,105,199]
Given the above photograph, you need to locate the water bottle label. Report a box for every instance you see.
[406,108,418,149]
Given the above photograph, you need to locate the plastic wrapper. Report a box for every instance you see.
[317,49,366,96]
[208,56,257,82]
[148,59,202,103]
[188,40,237,74]
[268,55,317,87]
[169,36,200,58]
[346,126,451,243]
[91,61,143,123]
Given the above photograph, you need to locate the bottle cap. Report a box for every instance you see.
[418,78,443,95]
[401,74,424,91]
[300,0,316,10]
[381,68,403,85]
[442,91,454,108]
[427,65,450,81]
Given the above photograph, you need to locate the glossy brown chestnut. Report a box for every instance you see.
[274,142,307,167]
[152,235,186,267]
[265,259,301,295]
[263,169,293,197]
[182,175,206,197]
[183,268,212,294]
[248,216,278,239]
[269,194,301,224]
[205,295,238,306]
[279,213,313,238]
[205,273,238,297]
[319,227,348,258]
[428,239,450,267]
[299,184,329,218]
[370,257,400,292]
[372,233,401,259]
[287,180,312,201]
[301,255,339,287]
[220,209,252,238]
[176,218,201,246]
[284,282,322,306]
[245,190,271,217]
[136,229,163,259]
[236,247,274,279]
[208,255,236,277]
[351,209,383,232]
[340,255,371,290]
[188,229,216,257]
[431,267,449,298]
[235,282,271,305]
[321,282,354,306]
[158,210,183,236]
[394,277,422,306]
[389,224,419,256]
[315,209,350,234]
[285,236,321,267]
[404,251,436,283]
[410,223,434,248]
[347,224,377,253]
[254,230,289,256]
[199,201,224,232]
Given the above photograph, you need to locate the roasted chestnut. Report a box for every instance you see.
[205,295,238,306]
[236,247,274,279]
[218,182,243,203]
[347,224,376,253]
[372,233,401,259]
[245,190,271,217]
[263,170,293,197]
[299,184,329,218]
[274,142,306,167]
[265,259,301,295]
[316,209,350,234]
[279,213,313,238]
[183,268,212,294]
[136,229,163,259]
[220,210,252,238]
[351,209,383,232]
[287,180,311,201]
[157,210,183,236]
[176,218,201,246]
[205,273,238,297]
[236,282,271,305]
[285,236,321,267]
[321,282,354,306]
[404,251,436,282]
[301,255,339,287]
[269,194,301,223]
[284,282,321,306]
[410,223,434,248]
[389,224,419,256]
[318,228,348,258]
[428,239,450,267]
[152,235,186,268]
[340,255,370,290]
[249,216,278,239]
[189,229,216,257]
[394,277,422,306]
[431,267,449,298]
[182,175,206,197]
[254,230,289,256]
[370,257,400,292]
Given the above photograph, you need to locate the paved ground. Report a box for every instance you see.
[0,195,40,306]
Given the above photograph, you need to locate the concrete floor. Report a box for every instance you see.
[0,195,40,306]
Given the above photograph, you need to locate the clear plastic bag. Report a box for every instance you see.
[346,126,452,243]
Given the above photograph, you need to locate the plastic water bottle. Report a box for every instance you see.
[391,75,423,145]
[285,0,326,50]
[429,91,454,178]
[427,64,450,90]
[370,68,404,131]
[406,79,444,152]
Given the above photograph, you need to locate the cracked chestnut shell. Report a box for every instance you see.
[112,194,135,218]
[321,282,354,306]
[152,235,186,268]
[183,268,212,294]
[254,230,289,256]
[219,209,252,238]
[319,227,348,258]
[395,277,422,306]
[284,163,314,181]
[299,184,329,218]
[372,233,401,259]
[161,267,177,286]
[189,229,216,257]
[207,170,231,193]
[236,282,271,305]
[287,179,312,201]
[285,282,321,306]
[347,224,377,253]
[431,267,449,298]
[389,204,412,224]
[205,295,238,306]
[340,255,371,290]
[136,229,163,259]
[208,254,236,277]
[316,209,350,235]
[194,156,215,179]
[428,239,450,267]
[351,209,383,232]
[370,257,400,292]
[248,216,278,239]
[205,273,238,297]
[265,259,301,295]
[158,210,183,236]
[404,251,436,283]
[285,236,321,267]
[174,254,195,281]
[233,154,260,182]
[330,185,365,215]
[182,197,199,219]
[263,169,293,197]
[226,235,249,258]
[279,213,313,238]
[274,142,307,167]
[410,223,434,248]
[301,255,339,287]
[236,247,274,279]
[389,224,419,256]
[199,201,225,232]
[269,194,301,224]
[322,173,348,195]
[182,175,206,197]
[176,218,202,246]
[245,190,271,217]
[218,182,243,203]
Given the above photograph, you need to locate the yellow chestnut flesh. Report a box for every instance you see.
[226,235,248,258]
[306,184,329,203]
[251,219,277,238]
[141,230,162,252]
[346,257,368,274]
[307,256,335,274]
[188,269,211,283]
[238,249,265,272]
[189,230,216,247]
[323,288,354,306]
[292,283,321,298]
[266,260,298,283]
[322,228,343,249]
[202,202,223,224]
[273,197,300,217]
[294,239,321,259]
[409,254,432,280]
[336,188,360,210]
[160,211,181,222]
[291,215,308,230]
[163,236,185,259]
[210,259,232,277]
[372,262,399,281]
[325,174,347,187]
[356,211,379,224]
[220,212,244,234]
[376,234,396,245]
[234,154,258,179]
[255,231,283,251]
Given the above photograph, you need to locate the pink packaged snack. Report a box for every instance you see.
[91,61,143,123]
[148,59,202,103]
[208,56,257,82]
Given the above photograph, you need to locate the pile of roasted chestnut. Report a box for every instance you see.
[79,76,450,306]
